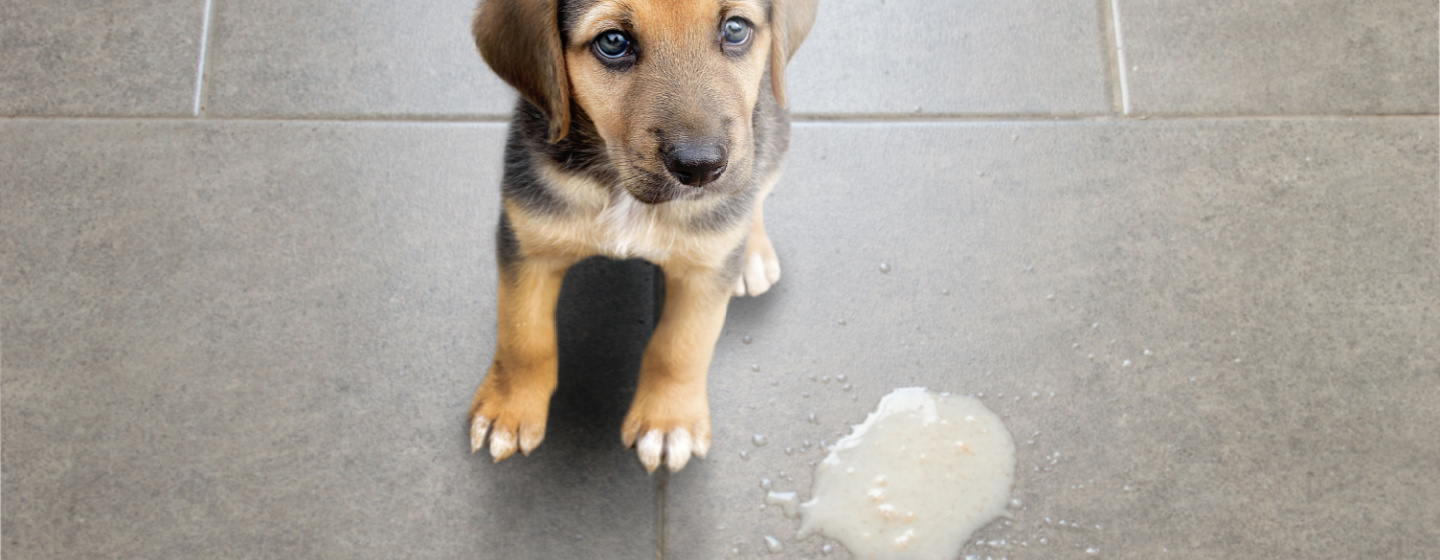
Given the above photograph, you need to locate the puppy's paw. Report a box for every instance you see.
[621,396,711,473]
[733,231,781,297]
[468,372,552,462]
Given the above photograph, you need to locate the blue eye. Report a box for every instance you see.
[721,18,751,45]
[594,31,631,59]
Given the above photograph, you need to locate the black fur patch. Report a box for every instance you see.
[495,209,523,268]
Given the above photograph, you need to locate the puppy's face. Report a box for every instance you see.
[563,0,773,204]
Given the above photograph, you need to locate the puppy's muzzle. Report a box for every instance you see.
[662,142,728,187]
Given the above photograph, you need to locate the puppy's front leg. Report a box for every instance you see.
[470,257,569,462]
[622,265,732,472]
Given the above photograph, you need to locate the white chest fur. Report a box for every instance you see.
[595,190,673,260]
[530,164,710,265]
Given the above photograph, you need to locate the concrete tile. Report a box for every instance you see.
[786,0,1110,116]
[1118,0,1439,115]
[0,121,659,559]
[204,0,513,118]
[0,0,203,116]
[665,119,1439,558]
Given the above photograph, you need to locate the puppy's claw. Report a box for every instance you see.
[470,417,491,454]
[637,430,664,474]
[665,429,694,472]
[489,428,517,463]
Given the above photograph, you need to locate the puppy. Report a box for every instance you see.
[467,0,817,473]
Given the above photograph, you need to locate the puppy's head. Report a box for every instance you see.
[475,0,817,203]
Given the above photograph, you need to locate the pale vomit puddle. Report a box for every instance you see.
[798,388,1016,560]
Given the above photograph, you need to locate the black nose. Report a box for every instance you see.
[662,143,727,187]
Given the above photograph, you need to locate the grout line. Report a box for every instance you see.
[656,470,667,560]
[1109,0,1133,115]
[191,0,216,117]
[1096,0,1122,115]
[4,114,1435,125]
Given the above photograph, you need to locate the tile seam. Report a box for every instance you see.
[656,470,666,560]
[191,0,216,117]
[1096,0,1122,115]
[3,114,1435,125]
[1109,0,1132,115]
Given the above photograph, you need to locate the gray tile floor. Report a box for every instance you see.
[2,1,1436,559]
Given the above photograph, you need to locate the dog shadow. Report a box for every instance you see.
[465,257,662,550]
[548,257,659,454]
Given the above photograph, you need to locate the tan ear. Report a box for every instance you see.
[474,0,571,142]
[768,0,818,108]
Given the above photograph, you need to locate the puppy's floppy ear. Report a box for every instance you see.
[474,0,571,142]
[768,0,818,108]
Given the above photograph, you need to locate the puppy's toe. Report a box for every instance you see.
[636,430,665,473]
[470,416,492,453]
[489,427,518,462]
[665,429,694,472]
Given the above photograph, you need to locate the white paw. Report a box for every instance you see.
[734,237,781,297]
[470,413,545,462]
[633,427,710,473]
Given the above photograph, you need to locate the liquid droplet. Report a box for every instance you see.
[838,319,848,326]
[837,374,847,382]
[752,434,769,447]
[743,336,753,344]
[740,450,751,460]
[760,478,773,490]
[822,543,834,554]
[764,491,801,518]
[1086,547,1101,555]
[764,535,784,553]
[750,364,761,372]
[809,413,820,424]
[879,262,892,273]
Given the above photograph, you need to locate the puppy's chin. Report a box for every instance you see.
[624,168,749,205]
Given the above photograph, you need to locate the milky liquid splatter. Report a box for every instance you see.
[798,388,1015,560]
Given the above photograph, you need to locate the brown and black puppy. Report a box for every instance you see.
[467,0,817,472]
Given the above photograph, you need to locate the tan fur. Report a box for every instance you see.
[503,164,750,269]
[564,0,772,203]
[470,0,816,471]
[469,258,570,461]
